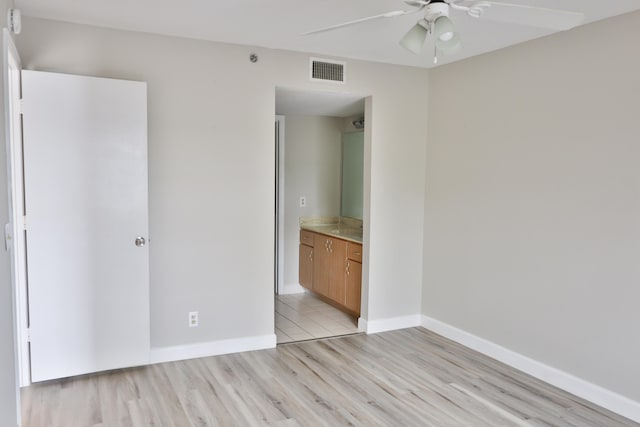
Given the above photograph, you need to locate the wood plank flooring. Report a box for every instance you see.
[21,327,639,426]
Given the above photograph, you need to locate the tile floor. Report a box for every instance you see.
[275,292,360,344]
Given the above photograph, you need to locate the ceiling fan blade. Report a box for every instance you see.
[302,9,418,35]
[471,1,584,31]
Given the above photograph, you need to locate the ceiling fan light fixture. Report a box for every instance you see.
[436,32,462,54]
[440,31,454,42]
[434,16,455,42]
[399,19,429,54]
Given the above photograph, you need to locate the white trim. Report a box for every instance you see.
[279,283,306,295]
[421,316,640,423]
[357,317,367,331]
[4,28,29,397]
[150,334,277,365]
[4,28,24,426]
[275,115,285,295]
[363,314,421,334]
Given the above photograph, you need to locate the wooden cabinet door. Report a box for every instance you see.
[345,260,362,315]
[313,236,331,297]
[299,244,313,290]
[328,238,347,304]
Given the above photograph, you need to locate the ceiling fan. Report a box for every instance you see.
[303,0,584,63]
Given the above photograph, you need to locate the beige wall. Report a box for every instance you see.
[5,6,638,423]
[14,17,428,350]
[424,11,640,402]
[282,115,343,292]
[1,2,20,425]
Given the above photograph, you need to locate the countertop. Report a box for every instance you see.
[300,217,363,244]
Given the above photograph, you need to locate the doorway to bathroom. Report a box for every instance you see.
[274,87,368,344]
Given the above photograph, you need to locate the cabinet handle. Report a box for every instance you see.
[346,261,350,276]
[309,250,313,262]
[322,238,338,253]
[353,252,361,256]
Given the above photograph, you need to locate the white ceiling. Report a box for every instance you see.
[16,0,640,68]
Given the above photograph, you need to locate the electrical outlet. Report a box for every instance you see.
[299,196,306,207]
[188,311,199,328]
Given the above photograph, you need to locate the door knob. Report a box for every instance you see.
[135,236,146,247]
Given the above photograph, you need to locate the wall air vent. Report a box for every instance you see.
[310,58,346,83]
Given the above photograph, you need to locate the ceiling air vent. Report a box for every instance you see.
[310,58,346,83]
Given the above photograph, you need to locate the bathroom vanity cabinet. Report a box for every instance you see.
[298,229,362,316]
[299,230,314,290]
[345,242,362,314]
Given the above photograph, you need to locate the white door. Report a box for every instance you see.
[3,29,30,387]
[22,70,150,382]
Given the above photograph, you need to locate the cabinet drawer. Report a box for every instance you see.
[300,229,315,246]
[347,242,362,262]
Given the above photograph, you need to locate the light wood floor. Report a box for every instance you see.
[22,327,638,426]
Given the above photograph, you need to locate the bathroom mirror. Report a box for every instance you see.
[341,131,364,220]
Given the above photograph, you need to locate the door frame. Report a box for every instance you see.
[275,115,285,295]
[3,28,30,387]
[272,90,371,328]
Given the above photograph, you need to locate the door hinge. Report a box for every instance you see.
[25,327,31,343]
[21,215,27,231]
[19,98,24,115]
[3,223,11,251]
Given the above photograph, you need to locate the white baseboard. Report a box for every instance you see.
[363,314,422,334]
[150,334,277,365]
[279,283,306,295]
[357,317,367,332]
[421,316,640,423]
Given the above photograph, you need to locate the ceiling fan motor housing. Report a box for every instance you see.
[424,1,450,22]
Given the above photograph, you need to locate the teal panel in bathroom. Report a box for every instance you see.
[341,131,364,219]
